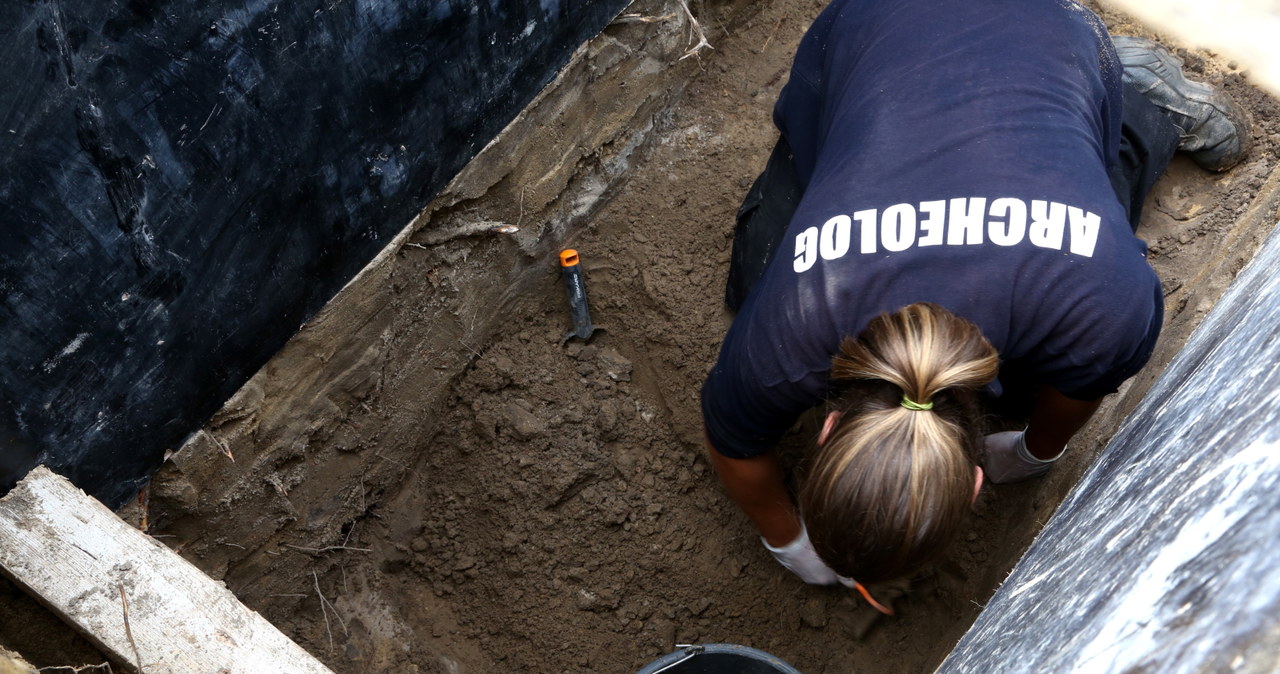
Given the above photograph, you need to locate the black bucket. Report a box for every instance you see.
[637,644,802,673]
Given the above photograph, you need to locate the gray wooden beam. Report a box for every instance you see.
[0,466,333,674]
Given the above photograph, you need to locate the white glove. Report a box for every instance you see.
[981,430,1064,484]
[763,523,850,586]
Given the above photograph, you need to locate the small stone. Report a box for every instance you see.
[598,347,633,382]
[503,402,546,440]
[576,589,601,611]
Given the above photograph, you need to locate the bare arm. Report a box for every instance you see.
[705,437,801,547]
[1024,385,1103,459]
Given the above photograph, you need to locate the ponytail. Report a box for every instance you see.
[799,302,998,583]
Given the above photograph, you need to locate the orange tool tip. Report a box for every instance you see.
[559,249,580,267]
[854,581,895,616]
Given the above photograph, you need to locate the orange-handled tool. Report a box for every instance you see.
[559,249,599,343]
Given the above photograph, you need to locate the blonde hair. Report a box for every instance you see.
[799,302,998,583]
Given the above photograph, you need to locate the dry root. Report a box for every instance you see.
[676,0,714,60]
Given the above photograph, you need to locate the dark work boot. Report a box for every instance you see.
[1113,35,1253,172]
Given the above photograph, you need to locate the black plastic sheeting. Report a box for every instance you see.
[939,219,1280,672]
[0,0,629,507]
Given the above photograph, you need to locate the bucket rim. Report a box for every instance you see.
[636,642,803,674]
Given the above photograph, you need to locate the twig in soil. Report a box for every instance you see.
[135,485,149,532]
[204,430,234,463]
[37,664,113,673]
[170,537,201,555]
[268,474,290,497]
[516,185,528,228]
[760,16,784,51]
[313,571,334,653]
[676,0,713,60]
[405,220,519,248]
[117,585,143,673]
[375,451,422,478]
[458,305,484,358]
[613,11,677,24]
[311,571,349,653]
[763,68,786,89]
[284,543,372,555]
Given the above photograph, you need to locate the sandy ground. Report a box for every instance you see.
[5,0,1279,672]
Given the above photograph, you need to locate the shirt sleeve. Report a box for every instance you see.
[1036,277,1164,401]
[700,327,829,459]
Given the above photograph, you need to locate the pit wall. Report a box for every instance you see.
[139,0,730,638]
[0,0,630,507]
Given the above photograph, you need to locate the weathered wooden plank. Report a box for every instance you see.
[0,466,333,674]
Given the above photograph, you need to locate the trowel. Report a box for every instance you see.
[559,249,601,344]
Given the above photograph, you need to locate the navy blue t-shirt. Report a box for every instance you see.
[702,0,1164,459]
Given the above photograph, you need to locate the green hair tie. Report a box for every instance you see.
[900,396,933,411]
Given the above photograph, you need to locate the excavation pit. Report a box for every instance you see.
[3,1,1280,672]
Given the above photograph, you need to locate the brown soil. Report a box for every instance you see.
[8,1,1279,672]
[292,3,1278,671]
